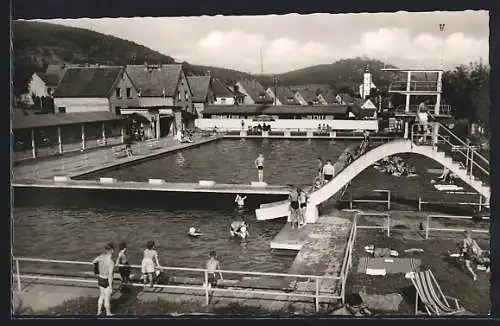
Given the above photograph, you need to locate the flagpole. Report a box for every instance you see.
[439,23,446,69]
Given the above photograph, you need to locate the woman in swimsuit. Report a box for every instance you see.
[115,242,131,291]
[289,188,300,229]
[298,188,308,228]
[462,230,480,280]
[141,240,161,287]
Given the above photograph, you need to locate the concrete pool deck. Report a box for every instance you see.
[12,135,222,182]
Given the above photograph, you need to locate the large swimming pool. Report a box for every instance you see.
[13,139,482,275]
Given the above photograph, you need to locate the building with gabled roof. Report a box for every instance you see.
[235,79,273,105]
[187,75,215,117]
[265,86,300,105]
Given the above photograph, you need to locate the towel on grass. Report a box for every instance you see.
[357,257,421,274]
[434,184,464,191]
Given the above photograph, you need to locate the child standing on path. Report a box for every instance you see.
[254,154,265,182]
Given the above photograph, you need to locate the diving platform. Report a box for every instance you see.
[270,224,312,250]
[12,178,291,195]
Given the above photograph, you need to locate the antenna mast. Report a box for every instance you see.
[260,48,263,75]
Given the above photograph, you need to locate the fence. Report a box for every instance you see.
[424,215,490,239]
[418,195,489,212]
[339,214,358,302]
[340,189,391,211]
[353,212,391,237]
[12,256,348,312]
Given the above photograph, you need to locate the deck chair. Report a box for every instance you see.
[410,269,464,316]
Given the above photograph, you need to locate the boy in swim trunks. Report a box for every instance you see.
[255,154,265,182]
[92,243,115,316]
[206,251,223,288]
[115,242,130,291]
[322,160,335,182]
[289,188,300,228]
[462,230,480,280]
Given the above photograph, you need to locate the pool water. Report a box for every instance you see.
[13,206,295,274]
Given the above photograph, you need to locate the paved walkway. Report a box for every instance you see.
[13,135,221,181]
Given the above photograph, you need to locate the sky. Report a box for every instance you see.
[38,11,489,74]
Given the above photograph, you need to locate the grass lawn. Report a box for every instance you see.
[346,228,490,316]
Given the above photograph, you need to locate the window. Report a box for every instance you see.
[185,91,189,100]
[115,88,121,98]
[115,106,121,115]
[178,92,181,101]
[126,88,131,98]
[47,88,53,95]
[221,98,227,104]
[58,107,66,113]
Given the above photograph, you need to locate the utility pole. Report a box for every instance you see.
[273,75,279,106]
[439,23,446,69]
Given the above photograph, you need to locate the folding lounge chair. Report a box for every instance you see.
[410,270,464,316]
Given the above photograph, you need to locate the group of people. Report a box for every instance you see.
[91,241,228,316]
[92,241,161,316]
[288,187,309,228]
[373,156,418,178]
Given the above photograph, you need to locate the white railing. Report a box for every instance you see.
[411,122,490,184]
[195,119,379,132]
[424,215,490,239]
[389,81,439,92]
[354,212,391,237]
[339,214,358,302]
[418,195,489,212]
[12,256,346,312]
[341,189,391,210]
[394,105,452,116]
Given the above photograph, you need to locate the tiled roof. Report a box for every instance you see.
[212,79,234,97]
[13,111,126,130]
[295,89,319,103]
[53,67,124,97]
[203,105,349,115]
[126,64,183,97]
[269,86,299,105]
[338,92,354,104]
[238,79,272,103]
[36,73,61,87]
[187,76,211,102]
[321,89,338,104]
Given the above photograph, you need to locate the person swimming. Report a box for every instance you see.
[188,227,203,237]
[230,221,249,239]
[235,194,247,210]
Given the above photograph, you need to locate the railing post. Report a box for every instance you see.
[478,195,482,212]
[315,277,320,312]
[387,191,391,210]
[15,258,21,292]
[349,193,353,210]
[425,216,430,240]
[469,150,474,179]
[204,270,209,306]
[418,197,422,211]
[387,214,391,237]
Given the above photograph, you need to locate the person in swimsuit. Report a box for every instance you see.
[235,194,247,210]
[316,157,323,179]
[92,243,115,316]
[206,251,223,288]
[141,240,161,287]
[462,230,480,280]
[322,160,335,182]
[230,220,249,239]
[298,188,308,228]
[115,242,131,291]
[289,188,300,229]
[254,154,265,183]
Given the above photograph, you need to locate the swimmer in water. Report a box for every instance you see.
[92,243,115,316]
[235,194,247,210]
[230,220,249,239]
[254,154,265,183]
[188,227,202,237]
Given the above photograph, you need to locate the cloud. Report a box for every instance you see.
[180,27,488,73]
